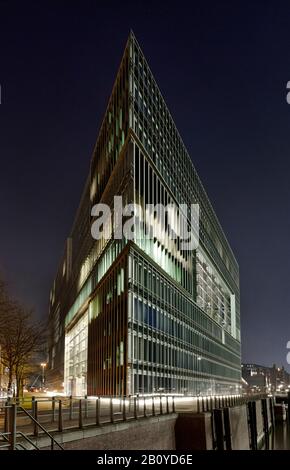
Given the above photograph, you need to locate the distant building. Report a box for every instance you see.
[48,33,241,397]
[242,363,290,393]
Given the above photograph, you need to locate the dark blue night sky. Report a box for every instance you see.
[1,0,290,369]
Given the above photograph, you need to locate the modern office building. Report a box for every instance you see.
[47,32,241,397]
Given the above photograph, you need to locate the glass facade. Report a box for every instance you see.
[48,32,241,396]
[127,248,240,396]
[64,311,88,396]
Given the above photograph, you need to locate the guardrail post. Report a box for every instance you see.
[110,397,114,423]
[69,395,73,420]
[96,397,100,426]
[197,397,200,413]
[58,400,63,432]
[4,399,9,433]
[79,399,83,429]
[123,397,127,421]
[128,395,132,412]
[32,397,38,437]
[9,403,17,450]
[134,396,138,419]
[84,395,88,419]
[52,396,56,422]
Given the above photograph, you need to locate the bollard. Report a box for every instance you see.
[160,396,163,415]
[79,399,83,429]
[134,396,138,420]
[58,400,63,432]
[110,397,114,423]
[172,396,176,413]
[52,396,56,423]
[152,396,155,416]
[166,396,169,414]
[96,397,100,426]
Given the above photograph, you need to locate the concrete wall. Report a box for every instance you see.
[39,415,177,450]
[228,405,250,450]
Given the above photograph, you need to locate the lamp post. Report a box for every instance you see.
[40,363,46,390]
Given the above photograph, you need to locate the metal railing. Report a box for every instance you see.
[0,402,63,450]
[196,393,268,413]
[0,395,176,449]
[0,430,40,450]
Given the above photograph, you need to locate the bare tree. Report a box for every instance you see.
[0,307,46,396]
[0,279,9,330]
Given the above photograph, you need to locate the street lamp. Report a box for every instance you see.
[40,363,46,389]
